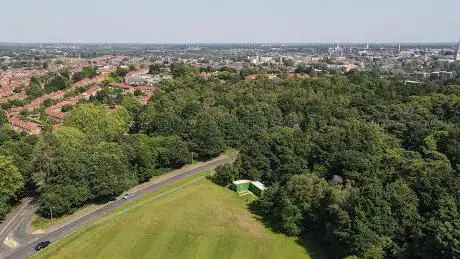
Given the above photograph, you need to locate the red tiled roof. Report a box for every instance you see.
[45,99,77,119]
[8,117,40,134]
[245,75,258,80]
[51,123,62,131]
[8,91,27,101]
[201,72,211,78]
[74,75,106,88]
[126,69,149,77]
[108,82,131,90]
[23,91,65,111]
[133,86,157,92]
[109,83,157,93]
[45,86,101,119]
[82,86,102,96]
[139,94,154,105]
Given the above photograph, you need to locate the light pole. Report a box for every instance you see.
[50,206,54,225]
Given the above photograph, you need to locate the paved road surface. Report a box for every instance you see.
[1,156,234,259]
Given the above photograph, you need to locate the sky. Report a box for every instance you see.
[1,0,459,43]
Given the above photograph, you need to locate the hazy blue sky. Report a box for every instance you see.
[1,0,459,43]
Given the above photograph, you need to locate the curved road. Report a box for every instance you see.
[0,156,234,259]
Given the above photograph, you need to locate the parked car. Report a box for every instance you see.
[122,193,134,199]
[35,241,51,251]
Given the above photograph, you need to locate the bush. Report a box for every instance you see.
[212,164,239,186]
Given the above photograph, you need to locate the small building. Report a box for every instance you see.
[413,72,430,81]
[232,180,266,196]
[431,71,457,81]
[249,181,267,196]
[233,180,251,193]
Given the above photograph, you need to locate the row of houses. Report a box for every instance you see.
[413,71,457,81]
[74,74,107,88]
[0,59,102,105]
[0,68,40,101]
[108,82,157,105]
[4,66,161,134]
[243,73,310,81]
[8,117,41,134]
[3,66,118,134]
[45,86,102,120]
[108,82,156,92]
[0,56,146,134]
[6,90,67,134]
[8,84,156,134]
[0,55,143,107]
[24,91,65,111]
[125,69,172,86]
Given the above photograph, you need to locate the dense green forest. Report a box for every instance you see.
[1,69,460,258]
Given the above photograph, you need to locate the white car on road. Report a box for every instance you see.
[122,193,134,199]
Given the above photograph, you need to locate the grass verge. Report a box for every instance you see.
[30,167,215,232]
[31,172,309,259]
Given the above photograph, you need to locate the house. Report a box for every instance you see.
[8,117,40,134]
[200,72,211,79]
[109,83,156,94]
[74,75,106,88]
[232,180,267,196]
[133,86,157,93]
[45,87,101,120]
[244,75,258,80]
[80,86,102,100]
[404,80,422,85]
[108,82,131,91]
[125,74,155,86]
[414,72,430,81]
[431,71,457,81]
[23,91,65,111]
[139,94,154,105]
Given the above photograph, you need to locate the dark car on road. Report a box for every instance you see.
[35,241,51,251]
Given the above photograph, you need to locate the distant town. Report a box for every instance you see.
[1,42,459,134]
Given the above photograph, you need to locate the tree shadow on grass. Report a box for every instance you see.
[247,201,332,259]
[295,233,337,259]
[247,200,284,232]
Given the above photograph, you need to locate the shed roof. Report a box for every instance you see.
[251,181,267,190]
[233,180,251,185]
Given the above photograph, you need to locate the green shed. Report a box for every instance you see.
[233,180,251,193]
[232,180,267,196]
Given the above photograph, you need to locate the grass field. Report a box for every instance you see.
[32,176,310,259]
[30,164,224,231]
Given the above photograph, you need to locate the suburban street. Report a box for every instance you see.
[0,156,234,259]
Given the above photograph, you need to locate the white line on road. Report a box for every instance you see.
[0,199,31,238]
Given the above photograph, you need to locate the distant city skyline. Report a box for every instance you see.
[1,0,460,43]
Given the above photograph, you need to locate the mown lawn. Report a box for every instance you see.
[32,179,310,259]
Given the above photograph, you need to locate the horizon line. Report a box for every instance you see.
[0,41,458,45]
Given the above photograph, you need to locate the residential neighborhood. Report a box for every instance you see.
[1,42,460,134]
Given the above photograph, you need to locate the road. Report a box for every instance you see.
[0,156,234,259]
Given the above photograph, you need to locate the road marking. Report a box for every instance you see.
[6,156,235,258]
[28,237,39,244]
[0,199,31,238]
[3,236,19,248]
